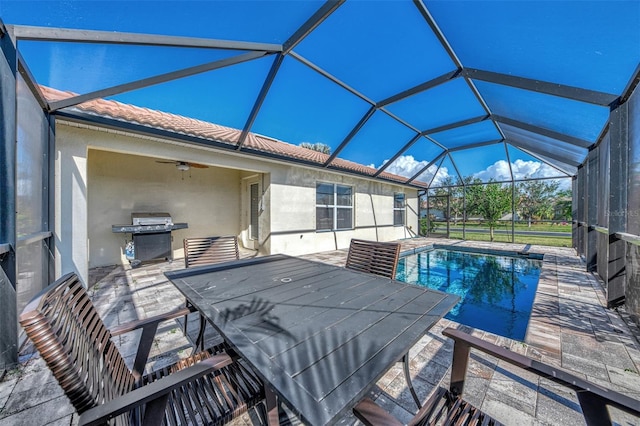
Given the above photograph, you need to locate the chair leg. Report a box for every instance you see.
[254,401,269,426]
[265,386,279,426]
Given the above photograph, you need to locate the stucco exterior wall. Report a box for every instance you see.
[266,165,419,255]
[55,128,88,286]
[87,149,242,268]
[55,121,418,284]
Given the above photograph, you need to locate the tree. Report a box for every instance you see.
[554,189,572,221]
[299,142,331,154]
[516,179,560,227]
[466,180,512,241]
[427,186,449,220]
[427,176,466,225]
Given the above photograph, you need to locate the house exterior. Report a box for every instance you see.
[42,87,421,285]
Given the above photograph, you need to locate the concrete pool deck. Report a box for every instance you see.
[1,237,640,425]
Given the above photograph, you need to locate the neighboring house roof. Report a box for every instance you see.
[40,86,421,187]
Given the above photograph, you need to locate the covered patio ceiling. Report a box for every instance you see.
[2,0,639,188]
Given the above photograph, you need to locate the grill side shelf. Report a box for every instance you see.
[111,223,188,234]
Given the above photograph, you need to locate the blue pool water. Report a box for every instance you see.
[396,248,542,340]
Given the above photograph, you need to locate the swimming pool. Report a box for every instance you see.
[396,248,542,340]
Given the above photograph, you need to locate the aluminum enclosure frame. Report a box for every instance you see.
[2,0,640,365]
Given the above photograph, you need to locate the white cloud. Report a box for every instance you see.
[473,159,571,190]
[510,159,560,180]
[380,155,451,186]
[430,166,450,187]
[473,160,511,181]
[382,155,429,178]
[377,156,570,190]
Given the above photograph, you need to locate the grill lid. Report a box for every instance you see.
[131,212,172,226]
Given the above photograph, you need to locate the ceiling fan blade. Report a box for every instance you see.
[156,160,178,164]
[188,163,209,168]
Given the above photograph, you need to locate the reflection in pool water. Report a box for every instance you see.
[396,249,542,340]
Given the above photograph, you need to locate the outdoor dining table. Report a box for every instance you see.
[165,254,459,425]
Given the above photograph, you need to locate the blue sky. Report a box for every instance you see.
[2,0,637,190]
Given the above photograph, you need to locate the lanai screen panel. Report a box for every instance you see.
[429,121,502,150]
[474,80,610,143]
[4,1,320,42]
[112,56,276,131]
[450,143,509,183]
[18,41,242,95]
[628,88,640,235]
[430,155,461,188]
[384,78,486,132]
[426,0,640,94]
[15,74,51,314]
[252,56,371,150]
[382,138,444,182]
[506,145,572,180]
[501,124,588,167]
[1,0,639,188]
[337,110,416,169]
[294,1,456,100]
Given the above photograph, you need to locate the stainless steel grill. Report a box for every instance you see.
[131,212,173,226]
[112,213,188,267]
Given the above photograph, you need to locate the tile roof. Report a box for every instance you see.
[40,86,420,186]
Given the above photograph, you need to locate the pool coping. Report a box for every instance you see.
[400,243,544,260]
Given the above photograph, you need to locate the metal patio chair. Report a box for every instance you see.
[345,238,401,279]
[19,272,264,426]
[353,327,640,426]
[184,236,240,268]
[183,236,240,347]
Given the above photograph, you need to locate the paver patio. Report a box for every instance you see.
[1,237,640,425]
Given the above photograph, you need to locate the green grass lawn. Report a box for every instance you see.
[447,222,572,233]
[448,231,572,247]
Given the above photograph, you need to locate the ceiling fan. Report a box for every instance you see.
[156,160,209,179]
[156,160,209,171]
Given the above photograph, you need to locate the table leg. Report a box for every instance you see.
[265,386,280,426]
[403,353,422,409]
[194,314,206,351]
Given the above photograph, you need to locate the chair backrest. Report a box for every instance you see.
[184,236,240,268]
[345,239,401,279]
[19,273,135,415]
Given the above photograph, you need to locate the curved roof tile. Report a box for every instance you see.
[40,86,412,185]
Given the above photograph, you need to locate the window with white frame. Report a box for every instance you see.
[394,193,405,226]
[316,183,353,231]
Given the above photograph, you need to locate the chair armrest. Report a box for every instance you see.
[79,353,233,426]
[110,306,195,379]
[110,306,194,336]
[443,327,640,422]
[352,397,403,426]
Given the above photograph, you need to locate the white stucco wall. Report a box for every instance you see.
[55,130,88,284]
[87,149,242,268]
[265,165,419,255]
[54,121,419,284]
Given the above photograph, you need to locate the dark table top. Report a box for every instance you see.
[165,254,459,425]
